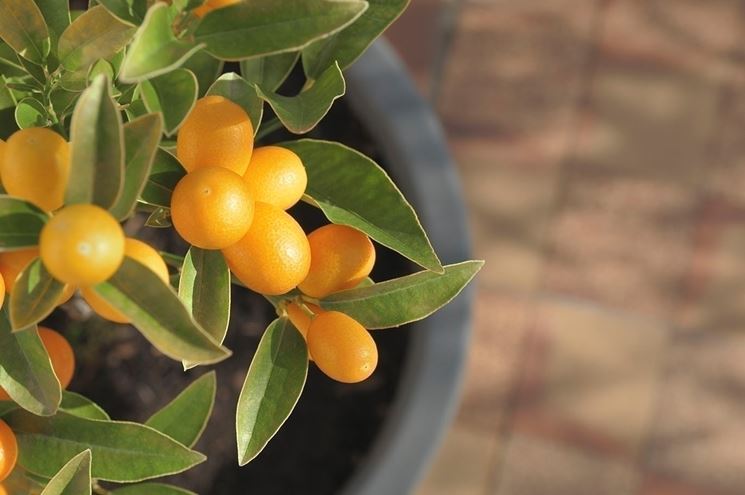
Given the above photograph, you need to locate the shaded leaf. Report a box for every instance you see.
[206,72,261,134]
[240,51,298,92]
[112,484,195,495]
[97,0,148,26]
[40,449,91,495]
[283,139,442,272]
[0,195,49,250]
[0,0,50,64]
[139,68,197,135]
[33,0,70,45]
[236,317,307,465]
[9,258,64,330]
[144,206,171,228]
[57,5,134,71]
[140,149,185,208]
[182,49,223,97]
[60,391,110,421]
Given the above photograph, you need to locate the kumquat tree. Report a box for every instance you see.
[0,0,482,492]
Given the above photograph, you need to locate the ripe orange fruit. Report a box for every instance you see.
[0,248,74,305]
[298,224,376,298]
[193,0,240,17]
[171,166,255,249]
[0,138,6,185]
[1,128,70,211]
[243,146,307,210]
[0,273,4,312]
[0,483,7,495]
[307,311,378,383]
[222,202,310,295]
[176,95,254,175]
[39,204,125,287]
[0,420,17,482]
[81,238,169,323]
[38,327,75,389]
[286,301,324,340]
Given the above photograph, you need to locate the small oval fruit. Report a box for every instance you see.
[81,238,170,323]
[0,273,4,312]
[171,166,255,249]
[38,327,75,389]
[0,420,17,482]
[40,204,125,286]
[193,0,239,17]
[177,95,254,175]
[222,202,310,295]
[243,146,307,210]
[298,224,376,298]
[286,301,324,340]
[0,138,6,185]
[1,128,70,211]
[307,311,378,383]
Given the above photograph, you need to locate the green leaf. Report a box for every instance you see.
[92,258,231,365]
[236,317,307,466]
[60,391,110,421]
[240,51,298,92]
[139,68,197,136]
[206,72,261,134]
[9,258,64,330]
[140,149,185,208]
[7,409,206,482]
[40,450,92,495]
[67,74,124,209]
[320,261,482,328]
[112,484,195,495]
[194,0,368,61]
[0,313,61,416]
[256,61,344,134]
[49,87,78,118]
[178,248,230,369]
[144,206,171,228]
[33,0,70,45]
[97,0,148,26]
[88,58,114,83]
[283,139,443,272]
[181,49,223,97]
[0,195,49,250]
[146,372,215,448]
[14,96,48,128]
[109,113,163,220]
[57,6,134,71]
[119,3,204,83]
[0,0,50,64]
[302,0,408,79]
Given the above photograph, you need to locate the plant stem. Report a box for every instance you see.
[255,117,284,141]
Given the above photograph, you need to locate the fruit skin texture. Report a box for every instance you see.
[38,327,75,389]
[0,420,17,482]
[40,204,125,287]
[1,128,70,211]
[0,138,5,185]
[307,311,378,383]
[193,0,239,17]
[0,248,73,304]
[81,238,170,323]
[286,302,324,340]
[298,224,376,298]
[222,202,310,295]
[176,95,254,175]
[243,146,307,210]
[171,166,255,250]
[0,273,4,311]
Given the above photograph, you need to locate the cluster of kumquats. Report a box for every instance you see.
[171,95,379,384]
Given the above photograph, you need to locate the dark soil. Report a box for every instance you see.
[45,95,414,494]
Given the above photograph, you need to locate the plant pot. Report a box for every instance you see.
[59,39,473,495]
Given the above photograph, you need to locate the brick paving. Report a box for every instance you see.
[386,0,745,494]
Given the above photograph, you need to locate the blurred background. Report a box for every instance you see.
[384,1,745,494]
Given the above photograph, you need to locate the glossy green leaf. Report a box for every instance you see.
[7,409,205,482]
[40,450,92,495]
[256,62,344,134]
[67,74,124,209]
[302,0,408,78]
[14,96,48,128]
[206,72,261,134]
[0,314,61,416]
[236,317,307,466]
[179,248,230,369]
[119,3,204,83]
[97,0,148,26]
[140,68,197,135]
[112,484,195,495]
[17,53,46,83]
[182,49,223,97]
[140,149,185,208]
[88,58,114,83]
[194,0,368,61]
[240,51,298,92]
[60,391,110,421]
[0,0,50,64]
[146,372,216,447]
[283,139,443,272]
[57,6,133,71]
[110,113,163,220]
[92,258,231,365]
[33,0,70,45]
[320,261,483,328]
[0,195,49,250]
[9,258,65,330]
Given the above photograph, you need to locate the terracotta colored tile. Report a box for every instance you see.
[415,422,498,495]
[493,433,639,495]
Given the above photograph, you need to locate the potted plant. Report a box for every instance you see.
[0,1,481,493]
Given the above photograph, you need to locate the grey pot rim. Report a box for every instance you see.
[339,40,476,495]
